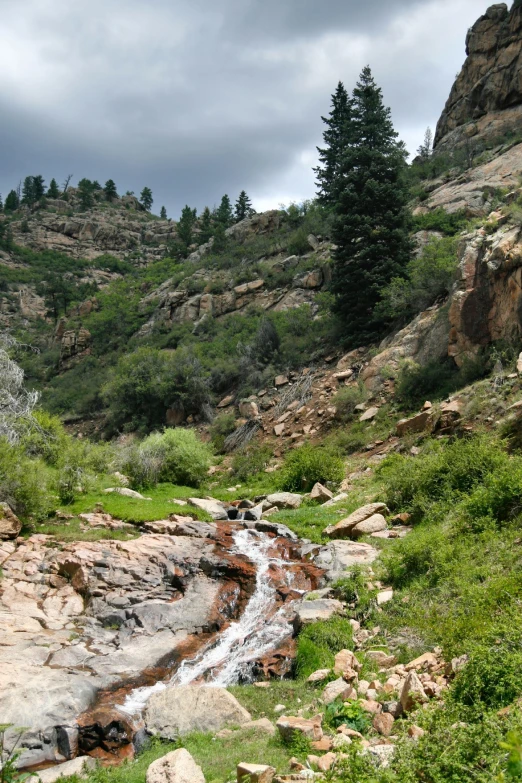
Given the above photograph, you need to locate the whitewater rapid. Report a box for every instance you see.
[120,528,302,716]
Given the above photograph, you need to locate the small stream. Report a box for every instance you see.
[119,528,303,717]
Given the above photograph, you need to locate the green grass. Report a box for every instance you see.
[31,517,140,542]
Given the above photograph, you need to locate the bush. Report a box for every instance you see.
[395,354,486,409]
[412,207,469,236]
[231,444,272,481]
[295,617,353,679]
[460,458,522,531]
[279,445,344,492]
[286,228,311,256]
[19,410,68,465]
[0,440,53,521]
[332,385,367,422]
[210,413,236,452]
[452,636,522,709]
[123,428,212,488]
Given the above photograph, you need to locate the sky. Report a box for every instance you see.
[0,0,489,217]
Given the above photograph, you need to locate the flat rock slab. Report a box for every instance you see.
[145,685,252,739]
[254,520,298,540]
[104,487,150,499]
[188,497,228,520]
[314,540,378,581]
[293,598,344,629]
[36,757,96,783]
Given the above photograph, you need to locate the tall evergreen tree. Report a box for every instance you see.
[78,179,94,210]
[22,176,35,205]
[140,186,153,210]
[331,66,412,344]
[160,206,167,219]
[198,206,213,244]
[47,178,60,198]
[104,179,118,201]
[314,81,352,206]
[417,127,433,161]
[32,175,45,201]
[234,191,255,222]
[0,194,3,212]
[177,205,197,248]
[4,190,19,212]
[212,221,227,253]
[216,195,233,227]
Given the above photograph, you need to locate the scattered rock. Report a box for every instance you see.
[405,652,438,672]
[316,753,336,772]
[146,748,205,783]
[322,678,357,705]
[368,744,395,768]
[145,685,252,738]
[400,671,428,713]
[310,483,334,502]
[324,503,388,539]
[359,407,379,422]
[237,763,275,783]
[396,411,432,437]
[187,497,229,520]
[294,599,344,629]
[334,650,361,675]
[242,718,275,736]
[104,487,150,500]
[36,757,96,783]
[0,503,22,540]
[373,713,394,737]
[276,715,323,742]
[376,589,394,605]
[366,651,397,668]
[218,394,235,408]
[408,725,426,740]
[266,492,303,510]
[275,375,289,387]
[307,669,331,683]
[351,514,387,538]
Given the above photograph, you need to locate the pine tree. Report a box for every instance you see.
[331,66,412,344]
[0,195,3,212]
[22,176,35,205]
[234,191,255,222]
[198,206,213,244]
[216,195,233,227]
[78,179,94,210]
[212,221,227,252]
[47,179,60,198]
[104,179,118,202]
[160,206,167,219]
[140,186,153,211]
[33,175,45,201]
[417,127,433,161]
[314,81,352,206]
[4,190,19,212]
[177,205,196,248]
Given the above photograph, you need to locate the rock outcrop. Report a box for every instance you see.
[435,4,522,151]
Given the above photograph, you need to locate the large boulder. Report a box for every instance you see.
[146,748,205,783]
[188,497,229,520]
[324,503,388,539]
[293,599,344,630]
[145,685,251,739]
[0,503,22,540]
[266,492,303,510]
[350,514,387,539]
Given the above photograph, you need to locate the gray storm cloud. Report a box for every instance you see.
[0,0,483,217]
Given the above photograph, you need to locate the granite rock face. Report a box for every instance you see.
[435,4,522,150]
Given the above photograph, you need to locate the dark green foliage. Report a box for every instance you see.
[122,428,213,488]
[279,444,344,492]
[22,175,45,206]
[395,354,486,408]
[216,194,233,227]
[160,206,167,219]
[103,347,210,433]
[451,636,522,709]
[333,385,367,422]
[212,221,228,252]
[231,444,272,481]
[234,190,255,222]
[378,237,458,321]
[36,274,75,320]
[210,413,236,451]
[0,194,3,212]
[0,440,53,521]
[104,179,118,201]
[324,701,369,733]
[4,190,19,212]
[198,206,213,244]
[331,67,412,344]
[286,228,311,256]
[315,80,352,206]
[140,186,153,210]
[47,179,60,198]
[295,618,353,678]
[77,178,94,210]
[412,207,469,236]
[177,205,197,251]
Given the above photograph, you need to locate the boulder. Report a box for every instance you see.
[145,685,252,739]
[146,749,205,783]
[322,678,357,705]
[237,763,275,783]
[396,411,432,437]
[104,487,149,499]
[372,713,394,737]
[276,715,323,742]
[239,400,259,419]
[307,669,331,683]
[324,503,388,539]
[0,503,22,540]
[242,718,276,736]
[359,407,379,422]
[266,492,302,510]
[400,671,428,713]
[334,650,361,674]
[36,757,96,783]
[366,651,397,668]
[350,514,387,538]
[188,497,229,520]
[310,483,334,502]
[274,375,289,387]
[254,520,298,540]
[293,599,344,629]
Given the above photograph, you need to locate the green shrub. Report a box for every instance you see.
[210,413,236,452]
[0,440,53,521]
[412,207,469,236]
[451,636,522,709]
[460,459,522,531]
[286,228,311,257]
[295,618,353,679]
[279,444,344,492]
[20,410,68,465]
[231,444,272,481]
[395,353,486,409]
[123,428,212,488]
[323,701,369,733]
[332,385,367,422]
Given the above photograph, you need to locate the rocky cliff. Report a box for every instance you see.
[435,3,522,151]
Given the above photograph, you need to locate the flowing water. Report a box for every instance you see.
[120,528,302,716]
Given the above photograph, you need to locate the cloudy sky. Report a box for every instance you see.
[0,0,488,217]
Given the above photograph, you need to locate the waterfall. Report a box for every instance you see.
[120,528,301,716]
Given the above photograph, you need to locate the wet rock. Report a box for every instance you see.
[255,521,298,540]
[146,748,205,783]
[266,493,303,510]
[0,503,22,540]
[145,685,252,739]
[313,540,378,581]
[144,519,216,538]
[237,763,275,783]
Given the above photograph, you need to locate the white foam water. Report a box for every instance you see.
[120,528,301,716]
